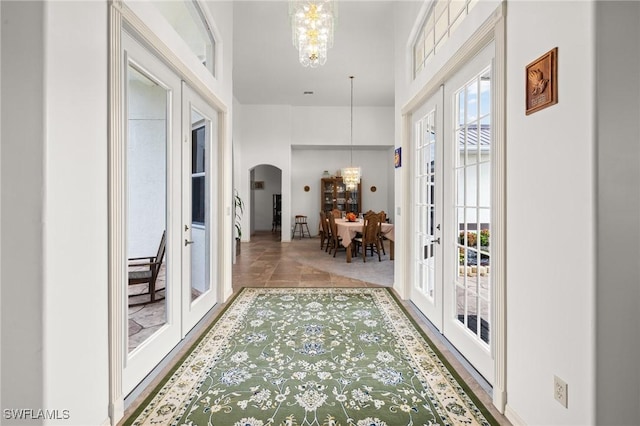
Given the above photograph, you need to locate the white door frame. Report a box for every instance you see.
[400,4,507,412]
[108,2,231,424]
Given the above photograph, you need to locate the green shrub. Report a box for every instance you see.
[458,229,490,248]
[480,229,490,247]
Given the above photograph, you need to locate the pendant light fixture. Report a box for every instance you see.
[342,76,361,191]
[290,0,336,68]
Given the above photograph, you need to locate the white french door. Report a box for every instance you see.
[123,32,220,395]
[411,88,444,330]
[181,83,219,335]
[442,42,494,382]
[411,42,495,383]
[123,31,182,394]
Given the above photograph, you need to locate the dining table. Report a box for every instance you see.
[334,218,395,263]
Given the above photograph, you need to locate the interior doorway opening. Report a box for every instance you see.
[249,164,282,239]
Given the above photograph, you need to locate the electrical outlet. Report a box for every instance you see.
[554,375,568,408]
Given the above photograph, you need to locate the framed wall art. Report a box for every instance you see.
[525,47,558,115]
[394,147,402,168]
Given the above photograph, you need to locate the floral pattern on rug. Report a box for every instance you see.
[130,288,493,426]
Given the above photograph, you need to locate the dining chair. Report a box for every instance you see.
[377,210,387,255]
[319,211,332,252]
[327,213,348,258]
[128,230,166,306]
[353,213,382,262]
[331,208,342,219]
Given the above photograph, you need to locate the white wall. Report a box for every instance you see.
[291,148,393,234]
[505,2,596,424]
[595,2,640,424]
[291,106,394,146]
[236,104,291,241]
[1,4,111,424]
[43,2,109,424]
[0,3,109,424]
[236,104,394,242]
[1,1,46,417]
[393,0,424,300]
[0,0,3,412]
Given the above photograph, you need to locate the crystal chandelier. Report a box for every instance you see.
[290,0,336,68]
[342,76,361,191]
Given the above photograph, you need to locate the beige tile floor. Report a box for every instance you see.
[232,230,394,292]
[122,230,510,425]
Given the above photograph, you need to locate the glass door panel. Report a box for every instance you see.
[182,83,218,336]
[411,88,443,329]
[443,41,494,383]
[453,68,491,346]
[127,64,168,349]
[189,110,210,302]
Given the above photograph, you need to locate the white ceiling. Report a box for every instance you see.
[232,1,397,107]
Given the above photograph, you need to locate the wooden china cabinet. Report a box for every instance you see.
[321,177,361,214]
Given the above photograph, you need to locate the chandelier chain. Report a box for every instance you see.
[350,75,354,166]
[342,75,360,192]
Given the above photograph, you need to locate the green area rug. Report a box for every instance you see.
[127,288,497,426]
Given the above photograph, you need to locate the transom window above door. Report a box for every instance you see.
[153,0,217,77]
[412,0,479,78]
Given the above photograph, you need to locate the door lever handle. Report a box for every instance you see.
[433,237,441,245]
[185,239,194,246]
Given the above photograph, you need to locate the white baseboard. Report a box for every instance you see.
[493,387,507,413]
[505,404,526,426]
[108,399,124,426]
